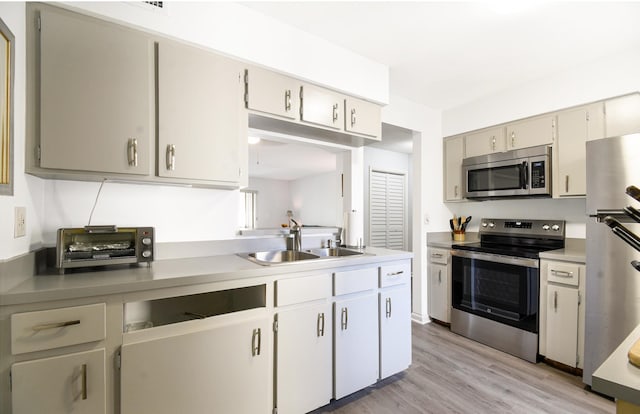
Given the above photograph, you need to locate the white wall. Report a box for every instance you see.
[442,46,640,239]
[0,2,387,260]
[290,172,340,227]
[247,178,291,229]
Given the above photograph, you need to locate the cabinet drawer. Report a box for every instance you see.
[428,248,449,265]
[334,268,377,296]
[547,262,581,287]
[379,261,411,288]
[276,273,332,306]
[11,303,106,355]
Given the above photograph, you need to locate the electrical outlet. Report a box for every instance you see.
[14,207,26,238]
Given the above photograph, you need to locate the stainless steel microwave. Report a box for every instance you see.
[462,145,552,199]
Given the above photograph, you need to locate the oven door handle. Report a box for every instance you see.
[451,249,539,268]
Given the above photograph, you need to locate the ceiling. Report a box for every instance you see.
[241,1,640,111]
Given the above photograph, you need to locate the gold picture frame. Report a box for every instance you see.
[0,16,14,196]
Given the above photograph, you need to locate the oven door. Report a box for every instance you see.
[451,250,539,333]
[463,158,529,199]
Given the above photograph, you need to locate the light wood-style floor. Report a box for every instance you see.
[312,322,615,414]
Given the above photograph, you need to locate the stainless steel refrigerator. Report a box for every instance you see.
[584,134,640,385]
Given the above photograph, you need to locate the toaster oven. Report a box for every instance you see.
[56,226,154,273]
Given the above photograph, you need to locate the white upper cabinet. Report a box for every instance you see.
[604,93,640,137]
[300,83,344,130]
[244,66,300,120]
[506,115,555,151]
[444,135,465,201]
[38,7,153,175]
[344,97,382,140]
[464,127,506,158]
[555,103,604,197]
[157,40,243,184]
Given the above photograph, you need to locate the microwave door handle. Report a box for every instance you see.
[520,161,528,189]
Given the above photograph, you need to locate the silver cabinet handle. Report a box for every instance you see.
[127,138,138,167]
[251,328,261,356]
[385,297,392,318]
[81,363,88,400]
[166,144,176,171]
[551,269,573,278]
[350,108,356,127]
[317,312,325,337]
[387,270,404,277]
[454,185,459,197]
[491,136,496,151]
[32,319,80,331]
[511,131,516,147]
[332,103,339,123]
[284,89,291,111]
[565,175,570,193]
[553,291,558,310]
[431,253,443,259]
[341,307,348,330]
[438,269,442,283]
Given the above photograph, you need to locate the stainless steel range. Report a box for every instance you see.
[450,218,565,362]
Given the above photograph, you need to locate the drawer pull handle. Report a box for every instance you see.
[81,363,88,400]
[551,270,573,278]
[32,319,81,331]
[431,253,444,258]
[251,328,261,356]
[386,297,392,318]
[387,270,404,277]
[341,307,348,330]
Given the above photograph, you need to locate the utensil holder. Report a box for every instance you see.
[452,230,465,241]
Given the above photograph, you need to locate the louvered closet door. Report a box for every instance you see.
[370,170,406,250]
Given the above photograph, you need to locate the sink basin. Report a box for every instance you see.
[307,247,364,257]
[245,250,319,264]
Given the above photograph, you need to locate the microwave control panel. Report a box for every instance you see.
[530,161,545,188]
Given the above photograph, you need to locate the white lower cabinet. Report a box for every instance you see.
[11,348,106,414]
[120,313,270,414]
[379,284,411,378]
[427,247,451,323]
[546,285,579,367]
[275,303,333,414]
[334,293,379,399]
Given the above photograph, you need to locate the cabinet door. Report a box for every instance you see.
[464,127,506,158]
[245,67,300,120]
[444,135,464,201]
[379,284,412,378]
[506,116,555,150]
[39,8,152,175]
[344,97,381,139]
[121,315,270,414]
[300,84,344,130]
[12,348,106,414]
[334,293,379,399]
[546,285,579,367]
[556,107,588,197]
[428,262,449,323]
[158,41,242,183]
[605,93,640,137]
[276,303,332,414]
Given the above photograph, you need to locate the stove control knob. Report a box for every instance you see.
[542,224,550,231]
[488,222,495,228]
[481,221,488,228]
[552,224,561,231]
[142,250,152,258]
[142,237,152,246]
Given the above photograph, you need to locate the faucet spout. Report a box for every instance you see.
[289,221,302,251]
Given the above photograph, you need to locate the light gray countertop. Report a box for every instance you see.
[539,238,585,263]
[427,232,479,249]
[0,247,412,306]
[593,323,640,405]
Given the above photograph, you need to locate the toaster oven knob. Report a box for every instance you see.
[142,237,152,246]
[142,250,152,258]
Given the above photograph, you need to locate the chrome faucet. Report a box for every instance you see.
[289,219,302,251]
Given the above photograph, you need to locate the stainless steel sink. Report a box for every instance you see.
[243,250,319,265]
[307,247,364,257]
[239,247,365,266]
